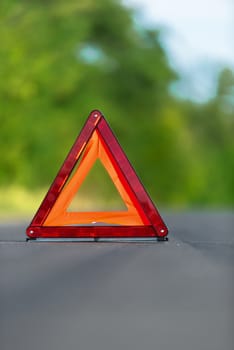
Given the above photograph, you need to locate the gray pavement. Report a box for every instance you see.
[0,211,233,350]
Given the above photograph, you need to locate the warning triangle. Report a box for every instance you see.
[26,110,168,240]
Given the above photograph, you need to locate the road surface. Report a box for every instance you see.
[0,212,233,350]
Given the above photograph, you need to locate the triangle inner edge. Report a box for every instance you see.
[67,158,128,212]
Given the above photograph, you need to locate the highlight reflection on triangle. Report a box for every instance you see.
[26,110,168,239]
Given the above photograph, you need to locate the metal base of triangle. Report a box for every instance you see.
[26,237,168,243]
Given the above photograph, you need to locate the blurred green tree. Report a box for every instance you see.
[0,0,233,208]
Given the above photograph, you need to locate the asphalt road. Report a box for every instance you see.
[0,212,233,350]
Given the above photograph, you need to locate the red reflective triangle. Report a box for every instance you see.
[26,110,168,239]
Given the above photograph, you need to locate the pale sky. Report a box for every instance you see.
[124,0,234,100]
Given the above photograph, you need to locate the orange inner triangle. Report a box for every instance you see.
[43,130,149,226]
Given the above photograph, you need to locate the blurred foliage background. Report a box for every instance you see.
[0,0,233,216]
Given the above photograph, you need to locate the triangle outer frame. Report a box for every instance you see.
[26,110,168,239]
